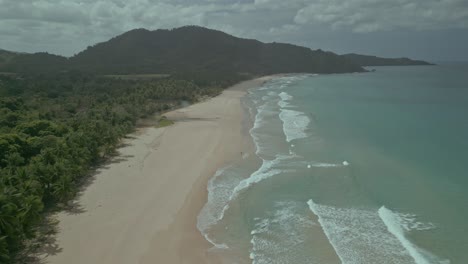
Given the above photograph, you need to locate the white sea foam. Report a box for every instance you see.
[197,165,240,248]
[378,206,447,264]
[277,75,309,84]
[198,155,293,249]
[277,100,290,108]
[312,163,339,168]
[227,155,291,204]
[278,91,293,101]
[278,109,310,142]
[198,75,305,250]
[307,200,446,264]
[397,213,435,231]
[278,91,293,108]
[204,234,229,250]
[264,75,307,92]
[257,86,269,91]
[198,94,275,248]
[250,201,316,264]
[309,161,349,168]
[250,102,275,155]
[216,155,295,230]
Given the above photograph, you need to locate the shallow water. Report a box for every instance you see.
[198,65,468,263]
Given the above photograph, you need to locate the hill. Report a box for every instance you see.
[0,26,435,77]
[343,53,433,66]
[0,50,68,73]
[69,26,364,75]
[0,49,20,69]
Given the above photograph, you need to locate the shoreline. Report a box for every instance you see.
[39,76,275,264]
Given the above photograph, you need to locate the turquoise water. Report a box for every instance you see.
[198,65,468,264]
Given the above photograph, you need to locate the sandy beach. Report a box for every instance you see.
[40,77,273,264]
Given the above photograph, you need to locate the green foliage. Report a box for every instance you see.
[0,72,229,262]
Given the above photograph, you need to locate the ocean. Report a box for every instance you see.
[198,64,468,264]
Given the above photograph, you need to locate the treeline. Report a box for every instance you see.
[0,73,238,262]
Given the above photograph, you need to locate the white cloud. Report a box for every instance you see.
[294,0,468,33]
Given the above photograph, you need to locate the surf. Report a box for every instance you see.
[308,199,446,264]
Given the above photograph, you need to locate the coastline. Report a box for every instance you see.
[40,76,274,264]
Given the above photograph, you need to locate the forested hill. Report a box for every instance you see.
[0,50,18,65]
[343,53,433,66]
[1,27,436,76]
[0,51,68,73]
[0,26,364,75]
[69,26,364,74]
[0,50,22,70]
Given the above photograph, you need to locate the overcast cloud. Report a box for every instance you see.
[1,0,467,61]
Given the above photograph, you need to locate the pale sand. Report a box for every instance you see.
[42,76,274,264]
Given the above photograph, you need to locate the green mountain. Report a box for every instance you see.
[0,50,68,73]
[0,49,20,68]
[0,26,434,76]
[7,53,67,73]
[343,53,433,66]
[0,26,365,75]
[69,26,364,75]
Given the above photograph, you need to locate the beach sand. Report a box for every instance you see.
[41,77,273,264]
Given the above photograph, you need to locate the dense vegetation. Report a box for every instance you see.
[343,53,433,66]
[0,73,237,262]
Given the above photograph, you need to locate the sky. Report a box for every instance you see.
[1,0,468,61]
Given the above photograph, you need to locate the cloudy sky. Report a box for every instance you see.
[1,0,467,61]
